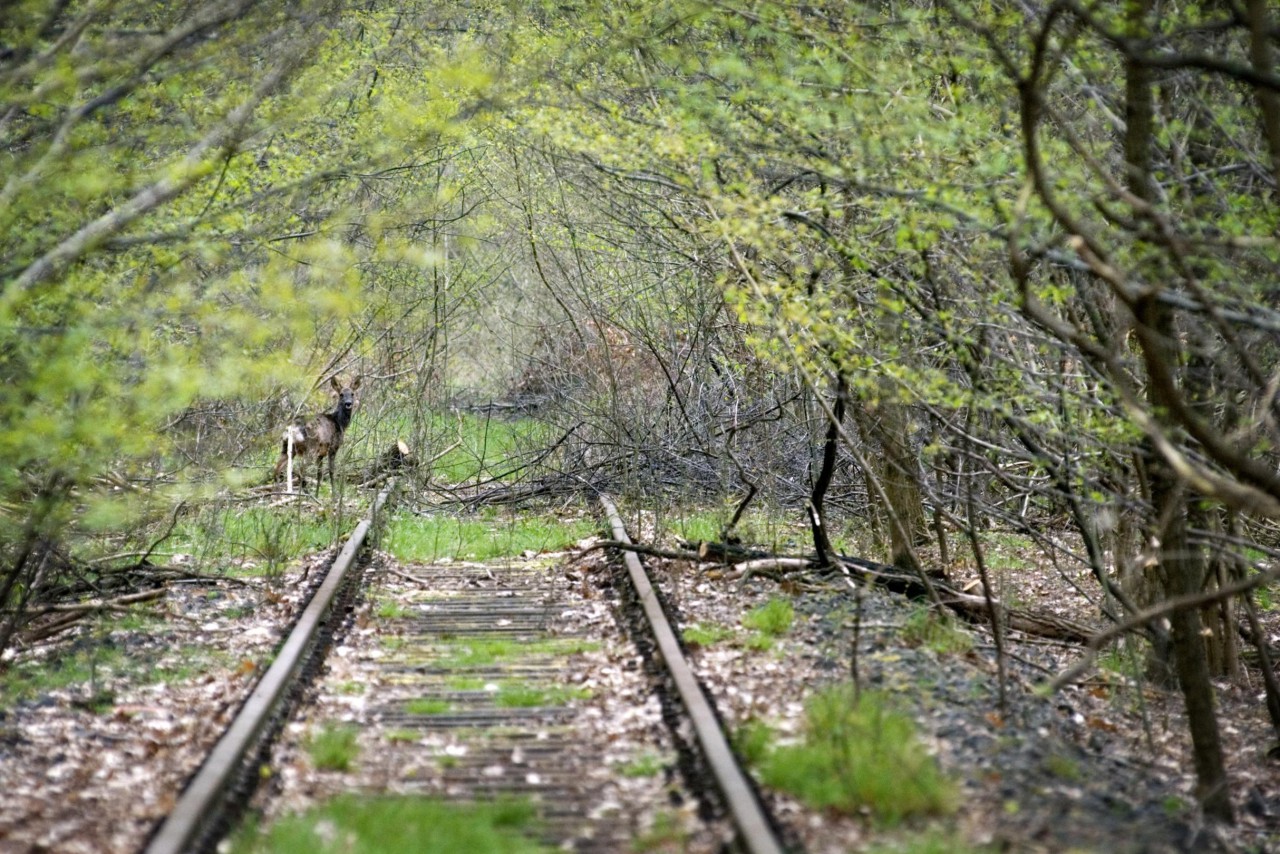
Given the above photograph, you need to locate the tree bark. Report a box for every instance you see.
[850,395,927,574]
[808,373,846,568]
[1125,0,1232,820]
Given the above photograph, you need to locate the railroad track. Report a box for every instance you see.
[143,489,787,853]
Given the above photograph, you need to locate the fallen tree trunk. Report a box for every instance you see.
[670,540,1096,644]
[831,554,1095,644]
[604,537,1095,645]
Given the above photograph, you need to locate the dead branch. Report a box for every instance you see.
[595,539,703,562]
[16,588,167,645]
[1045,565,1280,692]
[15,588,166,617]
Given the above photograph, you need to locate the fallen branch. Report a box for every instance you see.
[593,539,704,562]
[719,558,815,583]
[11,587,166,618]
[1043,565,1280,693]
[17,588,167,644]
[384,566,433,586]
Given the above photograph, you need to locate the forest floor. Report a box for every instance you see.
[0,520,1277,853]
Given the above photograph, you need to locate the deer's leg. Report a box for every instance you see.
[273,439,289,480]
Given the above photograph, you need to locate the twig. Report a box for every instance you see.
[384,566,433,585]
[137,499,187,567]
[593,539,703,562]
[14,588,166,617]
[1044,565,1280,692]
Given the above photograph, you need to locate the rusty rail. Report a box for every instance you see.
[144,482,395,854]
[599,494,785,854]
[144,485,784,854]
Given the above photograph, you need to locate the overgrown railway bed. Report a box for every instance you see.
[142,491,784,853]
[5,489,1277,853]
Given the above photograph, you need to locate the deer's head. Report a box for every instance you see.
[331,375,362,420]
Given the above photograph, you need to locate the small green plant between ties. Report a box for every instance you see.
[305,723,360,772]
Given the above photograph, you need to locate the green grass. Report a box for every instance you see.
[616,751,666,778]
[445,675,490,690]
[169,505,338,576]
[682,622,736,649]
[670,511,724,544]
[494,682,590,708]
[426,412,553,484]
[742,597,794,636]
[405,698,453,715]
[984,532,1036,572]
[373,598,411,619]
[901,607,974,656]
[664,505,799,553]
[430,636,600,668]
[0,623,223,711]
[748,684,955,826]
[1042,752,1082,781]
[741,597,794,651]
[385,510,598,562]
[732,718,774,766]
[1099,643,1144,680]
[630,809,691,853]
[1255,583,1274,611]
[228,794,550,854]
[0,643,125,708]
[305,724,360,772]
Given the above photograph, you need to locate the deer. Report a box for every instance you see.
[274,375,362,495]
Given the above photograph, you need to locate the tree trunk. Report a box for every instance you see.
[1125,0,1233,821]
[808,373,846,568]
[851,397,927,574]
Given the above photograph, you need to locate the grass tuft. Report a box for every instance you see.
[616,750,666,778]
[228,794,549,853]
[384,511,597,562]
[431,636,599,668]
[750,684,955,826]
[305,724,360,772]
[495,682,590,708]
[682,622,735,649]
[741,597,794,650]
[405,698,452,715]
[742,597,794,636]
[901,607,974,656]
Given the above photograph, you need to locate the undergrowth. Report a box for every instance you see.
[384,510,597,562]
[901,606,974,656]
[0,618,225,712]
[305,723,360,772]
[741,684,955,826]
[228,794,549,853]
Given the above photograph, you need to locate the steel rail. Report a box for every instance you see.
[599,494,785,854]
[145,482,395,854]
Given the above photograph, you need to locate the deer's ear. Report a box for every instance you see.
[330,376,342,392]
[351,376,363,391]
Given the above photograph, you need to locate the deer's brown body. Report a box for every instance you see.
[274,376,361,494]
